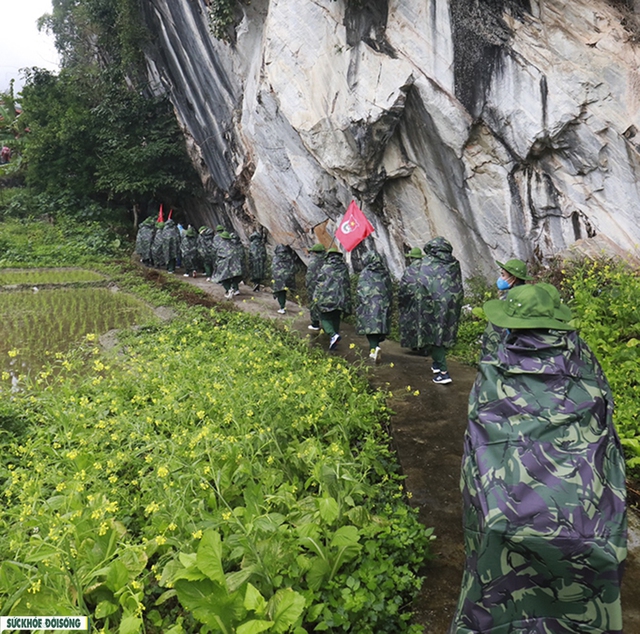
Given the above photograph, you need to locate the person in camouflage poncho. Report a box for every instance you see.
[481,258,533,360]
[449,284,627,634]
[355,250,393,363]
[249,231,267,291]
[181,226,200,277]
[197,227,216,280]
[419,237,463,383]
[215,232,244,298]
[398,247,426,350]
[305,244,326,330]
[162,218,181,273]
[135,217,156,266]
[313,247,352,350]
[211,225,226,281]
[272,244,297,313]
[151,222,166,269]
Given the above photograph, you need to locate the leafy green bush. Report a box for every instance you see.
[0,309,432,633]
[561,258,640,471]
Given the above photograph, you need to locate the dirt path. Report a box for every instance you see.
[178,276,640,634]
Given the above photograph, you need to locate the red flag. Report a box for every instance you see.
[335,201,374,252]
[168,208,173,220]
[157,204,164,223]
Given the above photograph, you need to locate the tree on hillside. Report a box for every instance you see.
[18,68,200,223]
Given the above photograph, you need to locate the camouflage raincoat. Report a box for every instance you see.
[151,222,166,268]
[135,218,155,264]
[306,251,326,325]
[249,232,267,282]
[272,245,297,292]
[181,227,200,273]
[355,251,392,335]
[212,232,226,279]
[450,329,627,634]
[162,218,181,264]
[419,237,463,347]
[312,251,352,315]
[215,234,243,283]
[398,257,429,349]
[197,227,216,273]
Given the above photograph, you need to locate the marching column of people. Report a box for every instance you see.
[134,215,628,630]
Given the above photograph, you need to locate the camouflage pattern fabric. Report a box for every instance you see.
[398,258,430,349]
[419,237,463,348]
[151,223,166,269]
[135,218,155,264]
[272,245,297,292]
[249,232,267,281]
[449,329,627,634]
[355,251,392,335]
[181,228,200,273]
[306,251,326,325]
[215,235,244,283]
[162,219,181,264]
[197,227,216,273]
[312,251,352,315]
[212,233,226,279]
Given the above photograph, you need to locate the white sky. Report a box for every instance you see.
[0,0,60,94]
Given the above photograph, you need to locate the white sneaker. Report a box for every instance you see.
[183,273,190,277]
[329,333,341,350]
[233,290,240,296]
[369,347,381,364]
[308,325,320,331]
[277,308,286,314]
[225,290,234,299]
[205,277,211,282]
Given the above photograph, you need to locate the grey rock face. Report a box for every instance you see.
[141,0,640,279]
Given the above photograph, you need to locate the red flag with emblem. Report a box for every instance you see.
[334,200,375,252]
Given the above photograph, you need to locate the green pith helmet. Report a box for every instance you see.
[483,284,574,330]
[216,225,225,232]
[496,258,533,281]
[199,226,208,234]
[220,231,231,239]
[310,243,326,253]
[535,282,573,323]
[407,247,423,259]
[327,247,342,254]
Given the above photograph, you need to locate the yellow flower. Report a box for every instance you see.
[389,362,394,368]
[145,501,160,515]
[349,343,355,349]
[7,349,19,358]
[156,535,167,546]
[157,466,169,478]
[192,529,203,539]
[413,390,420,396]
[168,522,177,531]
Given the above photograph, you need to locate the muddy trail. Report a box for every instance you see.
[168,273,640,633]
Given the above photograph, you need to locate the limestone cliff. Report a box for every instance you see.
[141,0,640,278]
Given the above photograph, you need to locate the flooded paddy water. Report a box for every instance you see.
[0,268,155,382]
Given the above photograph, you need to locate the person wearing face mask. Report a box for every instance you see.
[495,258,532,294]
[481,258,533,359]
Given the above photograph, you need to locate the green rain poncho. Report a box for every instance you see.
[312,250,352,315]
[355,251,392,335]
[271,245,297,292]
[450,328,627,634]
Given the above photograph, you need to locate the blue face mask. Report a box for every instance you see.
[496,277,511,291]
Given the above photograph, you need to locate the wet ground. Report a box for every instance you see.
[178,275,640,633]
